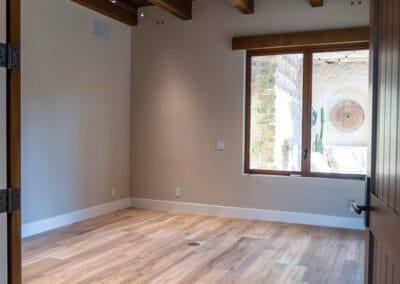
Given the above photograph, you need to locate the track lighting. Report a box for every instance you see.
[109,0,144,18]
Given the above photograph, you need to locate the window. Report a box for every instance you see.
[245,48,370,178]
[249,54,303,172]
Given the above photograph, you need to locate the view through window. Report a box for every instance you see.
[311,50,369,175]
[250,54,303,172]
[247,49,370,177]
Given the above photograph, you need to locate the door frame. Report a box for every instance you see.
[6,0,21,283]
[365,0,379,282]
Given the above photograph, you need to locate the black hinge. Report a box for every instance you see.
[0,188,21,213]
[0,42,20,70]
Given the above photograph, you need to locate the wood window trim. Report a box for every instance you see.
[244,42,370,180]
[246,169,365,180]
[232,27,369,51]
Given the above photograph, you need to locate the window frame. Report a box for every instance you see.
[244,44,370,180]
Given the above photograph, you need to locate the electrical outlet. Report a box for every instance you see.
[112,188,116,198]
[349,200,356,212]
[176,187,182,198]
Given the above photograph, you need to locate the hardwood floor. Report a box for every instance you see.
[22,208,365,284]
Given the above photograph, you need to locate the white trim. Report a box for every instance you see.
[131,198,365,230]
[22,198,131,238]
[21,197,364,238]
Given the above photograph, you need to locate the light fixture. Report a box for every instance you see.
[109,0,144,18]
[350,0,363,5]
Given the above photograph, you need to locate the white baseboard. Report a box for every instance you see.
[131,198,365,230]
[21,197,364,238]
[22,198,131,238]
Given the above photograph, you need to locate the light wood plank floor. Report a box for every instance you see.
[22,208,365,284]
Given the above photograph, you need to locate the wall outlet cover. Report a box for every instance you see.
[349,200,356,212]
[176,187,182,198]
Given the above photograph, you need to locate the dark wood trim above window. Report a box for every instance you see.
[232,27,370,51]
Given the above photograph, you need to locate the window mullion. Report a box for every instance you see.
[301,51,312,176]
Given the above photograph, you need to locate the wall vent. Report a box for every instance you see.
[94,19,111,39]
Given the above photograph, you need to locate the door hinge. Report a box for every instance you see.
[0,42,20,70]
[0,188,21,213]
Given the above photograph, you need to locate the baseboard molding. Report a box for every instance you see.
[22,198,131,238]
[131,198,365,230]
[21,197,364,238]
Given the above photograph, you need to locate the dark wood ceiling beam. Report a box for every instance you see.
[124,0,153,8]
[70,0,138,26]
[228,0,254,14]
[147,0,192,20]
[310,0,323,7]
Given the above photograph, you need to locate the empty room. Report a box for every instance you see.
[1,0,399,283]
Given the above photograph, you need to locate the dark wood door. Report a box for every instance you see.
[366,0,400,283]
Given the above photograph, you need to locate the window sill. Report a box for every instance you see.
[245,169,366,181]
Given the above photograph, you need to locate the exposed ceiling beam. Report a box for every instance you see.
[309,0,323,7]
[228,0,254,14]
[147,0,192,20]
[71,0,138,26]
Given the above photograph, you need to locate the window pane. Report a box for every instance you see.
[311,50,369,175]
[249,54,303,171]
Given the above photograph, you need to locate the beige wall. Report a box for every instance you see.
[21,0,132,224]
[131,0,370,218]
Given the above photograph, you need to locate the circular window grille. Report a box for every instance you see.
[331,100,365,132]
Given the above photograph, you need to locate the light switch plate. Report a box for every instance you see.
[216,140,225,151]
